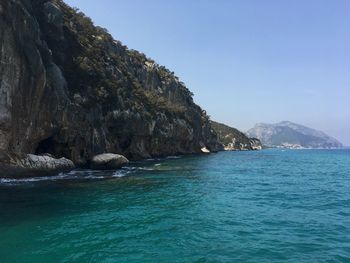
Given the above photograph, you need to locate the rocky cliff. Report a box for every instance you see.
[0,0,222,174]
[210,121,262,150]
[247,121,343,149]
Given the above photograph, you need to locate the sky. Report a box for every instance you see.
[64,0,350,145]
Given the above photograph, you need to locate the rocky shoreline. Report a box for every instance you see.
[0,0,223,179]
[0,150,222,178]
[0,0,261,179]
[0,151,130,178]
[0,152,74,178]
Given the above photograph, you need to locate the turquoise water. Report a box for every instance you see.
[1,149,350,262]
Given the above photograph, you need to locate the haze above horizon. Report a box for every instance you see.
[64,0,350,145]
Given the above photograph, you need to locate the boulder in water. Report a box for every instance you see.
[201,147,210,153]
[0,153,75,178]
[90,153,129,170]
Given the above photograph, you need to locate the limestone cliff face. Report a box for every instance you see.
[210,121,262,151]
[0,0,221,167]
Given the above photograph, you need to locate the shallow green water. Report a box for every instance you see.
[1,149,350,262]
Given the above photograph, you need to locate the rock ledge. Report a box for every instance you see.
[0,153,75,178]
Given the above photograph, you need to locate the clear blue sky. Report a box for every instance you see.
[64,0,350,145]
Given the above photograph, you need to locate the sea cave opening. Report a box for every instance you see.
[35,136,70,159]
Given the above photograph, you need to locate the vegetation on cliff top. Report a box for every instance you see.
[210,121,251,146]
[56,2,194,116]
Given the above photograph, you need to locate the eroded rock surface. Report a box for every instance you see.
[0,152,74,178]
[90,153,129,170]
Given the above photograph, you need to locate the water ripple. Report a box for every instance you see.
[0,149,350,262]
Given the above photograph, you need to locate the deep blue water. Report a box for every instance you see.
[0,149,350,262]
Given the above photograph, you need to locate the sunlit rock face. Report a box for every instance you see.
[0,0,222,174]
[210,121,262,151]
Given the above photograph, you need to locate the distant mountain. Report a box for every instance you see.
[246,121,343,149]
[211,121,262,150]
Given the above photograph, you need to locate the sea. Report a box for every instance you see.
[0,149,349,262]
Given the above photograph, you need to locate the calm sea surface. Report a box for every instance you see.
[0,149,350,262]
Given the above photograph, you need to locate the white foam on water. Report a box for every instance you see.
[85,176,105,179]
[0,173,70,185]
[0,169,131,185]
[137,167,155,171]
[0,161,168,185]
[166,156,181,159]
[112,171,126,177]
[123,166,138,171]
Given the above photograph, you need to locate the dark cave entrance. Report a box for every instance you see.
[35,136,70,159]
[35,137,55,155]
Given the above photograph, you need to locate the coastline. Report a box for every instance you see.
[0,146,260,180]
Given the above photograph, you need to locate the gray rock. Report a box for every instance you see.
[90,153,129,170]
[0,153,75,178]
